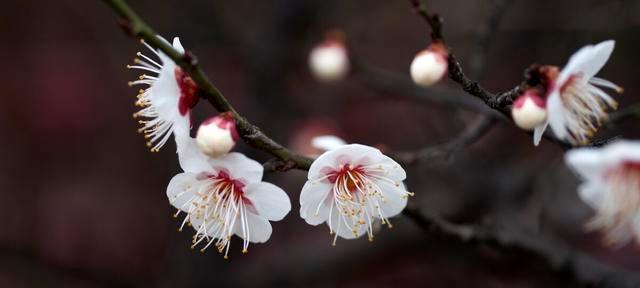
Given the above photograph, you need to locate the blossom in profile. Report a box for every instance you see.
[309,32,349,82]
[300,144,412,244]
[196,112,239,157]
[167,139,291,258]
[512,89,547,131]
[565,140,640,246]
[533,40,622,146]
[128,36,199,152]
[410,43,448,87]
[311,135,347,152]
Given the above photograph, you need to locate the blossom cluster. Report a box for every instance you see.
[127,36,412,258]
[123,33,640,257]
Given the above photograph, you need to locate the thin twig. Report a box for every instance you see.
[103,0,313,170]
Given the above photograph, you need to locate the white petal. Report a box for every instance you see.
[177,138,211,173]
[243,182,291,221]
[373,155,407,182]
[533,121,549,146]
[577,182,605,211]
[565,147,606,180]
[299,181,332,225]
[376,181,409,218]
[308,144,383,180]
[208,152,263,184]
[166,172,200,212]
[172,37,185,54]
[559,40,615,84]
[236,212,272,243]
[604,140,640,165]
[311,135,347,152]
[329,207,366,239]
[546,90,568,141]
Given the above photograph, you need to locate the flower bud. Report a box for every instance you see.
[196,113,239,157]
[410,44,448,87]
[309,37,349,82]
[512,90,547,131]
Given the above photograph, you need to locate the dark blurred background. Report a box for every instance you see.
[1,0,639,287]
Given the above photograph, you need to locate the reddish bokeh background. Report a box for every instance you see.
[1,0,639,287]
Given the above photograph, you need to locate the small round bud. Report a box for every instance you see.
[512,90,548,131]
[309,39,349,82]
[196,113,239,157]
[410,45,448,87]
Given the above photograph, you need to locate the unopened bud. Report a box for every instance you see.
[512,90,547,131]
[410,44,448,87]
[309,36,349,82]
[196,113,239,157]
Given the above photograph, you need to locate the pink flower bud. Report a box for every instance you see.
[196,113,239,157]
[410,44,448,87]
[309,34,349,82]
[512,90,547,131]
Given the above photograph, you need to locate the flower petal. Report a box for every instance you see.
[243,182,291,221]
[559,40,615,84]
[236,212,272,243]
[172,37,185,54]
[208,152,264,184]
[565,147,606,180]
[178,138,211,173]
[166,172,200,212]
[299,181,332,225]
[311,135,347,152]
[376,181,409,218]
[308,144,383,180]
[533,121,549,146]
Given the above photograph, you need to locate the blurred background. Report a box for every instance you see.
[1,0,639,287]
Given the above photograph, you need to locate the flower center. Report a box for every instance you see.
[175,67,199,116]
[186,170,254,258]
[556,74,616,145]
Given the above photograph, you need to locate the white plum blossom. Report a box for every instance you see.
[511,90,548,131]
[410,44,448,87]
[300,144,412,244]
[167,139,291,258]
[196,113,239,158]
[533,40,622,146]
[565,140,640,247]
[128,36,199,152]
[311,135,347,152]
[309,39,350,82]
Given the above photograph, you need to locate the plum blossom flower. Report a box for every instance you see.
[565,140,640,246]
[533,40,622,146]
[300,144,412,244]
[128,36,199,152]
[167,139,291,258]
[311,135,347,152]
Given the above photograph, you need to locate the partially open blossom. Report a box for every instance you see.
[196,113,239,157]
[167,139,291,258]
[566,140,640,247]
[533,40,622,146]
[300,144,412,244]
[309,36,349,82]
[128,36,199,152]
[410,43,448,87]
[512,90,547,131]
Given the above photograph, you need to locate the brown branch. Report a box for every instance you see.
[103,0,313,171]
[391,116,496,165]
[403,205,640,288]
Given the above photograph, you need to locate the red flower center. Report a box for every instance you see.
[175,67,199,116]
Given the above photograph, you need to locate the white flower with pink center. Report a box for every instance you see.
[128,36,199,152]
[300,144,412,244]
[566,140,640,246]
[533,40,622,146]
[167,139,291,258]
